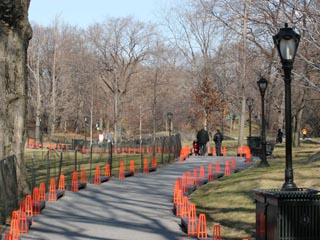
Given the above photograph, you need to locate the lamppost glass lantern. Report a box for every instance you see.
[257,77,269,167]
[273,23,300,190]
[257,77,268,96]
[273,23,300,68]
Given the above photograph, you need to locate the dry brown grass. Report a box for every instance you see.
[190,138,320,240]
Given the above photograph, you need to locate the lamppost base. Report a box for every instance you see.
[281,182,298,191]
[258,160,269,167]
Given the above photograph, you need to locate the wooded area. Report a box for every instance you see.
[1,0,320,196]
[26,0,320,146]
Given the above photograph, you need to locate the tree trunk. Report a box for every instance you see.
[238,0,249,147]
[0,0,32,197]
[51,23,57,135]
[293,89,306,147]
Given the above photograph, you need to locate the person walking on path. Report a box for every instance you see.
[196,128,209,155]
[276,129,283,143]
[213,129,224,156]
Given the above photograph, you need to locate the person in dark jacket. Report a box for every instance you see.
[276,129,283,143]
[213,129,223,156]
[196,128,209,155]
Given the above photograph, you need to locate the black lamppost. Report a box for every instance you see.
[273,23,300,190]
[167,112,173,137]
[167,112,173,160]
[257,77,269,167]
[84,116,88,147]
[246,97,254,137]
[39,117,43,147]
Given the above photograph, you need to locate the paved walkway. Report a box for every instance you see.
[18,156,252,240]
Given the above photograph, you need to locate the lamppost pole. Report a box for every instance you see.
[167,112,173,137]
[273,23,300,190]
[167,112,173,160]
[246,97,253,137]
[257,77,269,167]
[84,116,88,148]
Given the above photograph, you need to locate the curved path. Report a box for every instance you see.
[20,156,252,240]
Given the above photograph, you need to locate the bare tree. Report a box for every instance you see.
[87,17,156,151]
[164,0,224,133]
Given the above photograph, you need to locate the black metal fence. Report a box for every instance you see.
[0,156,19,225]
[0,134,181,225]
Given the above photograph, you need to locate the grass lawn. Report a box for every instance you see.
[189,138,320,240]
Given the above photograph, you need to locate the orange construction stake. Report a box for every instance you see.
[119,161,125,179]
[25,194,33,223]
[224,160,230,176]
[105,164,111,177]
[58,174,65,191]
[187,203,197,235]
[216,161,221,173]
[94,166,101,185]
[175,189,183,216]
[208,163,214,181]
[213,224,222,240]
[199,165,205,179]
[197,214,208,239]
[152,156,157,168]
[71,171,79,192]
[39,182,46,201]
[129,160,135,175]
[180,196,189,218]
[143,158,149,174]
[19,202,29,233]
[48,178,57,201]
[32,187,41,214]
[231,157,236,169]
[9,215,20,240]
[173,178,182,204]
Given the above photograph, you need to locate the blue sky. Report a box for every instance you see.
[29,0,171,27]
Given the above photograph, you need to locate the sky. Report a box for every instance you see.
[29,0,171,28]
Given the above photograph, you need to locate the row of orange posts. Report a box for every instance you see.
[173,164,220,238]
[6,157,157,239]
[4,169,88,240]
[27,139,71,151]
[80,146,165,155]
[93,157,157,184]
[173,159,251,239]
[207,146,227,156]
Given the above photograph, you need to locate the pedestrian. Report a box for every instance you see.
[192,140,199,155]
[196,128,209,155]
[302,128,307,139]
[213,129,224,156]
[276,129,283,143]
